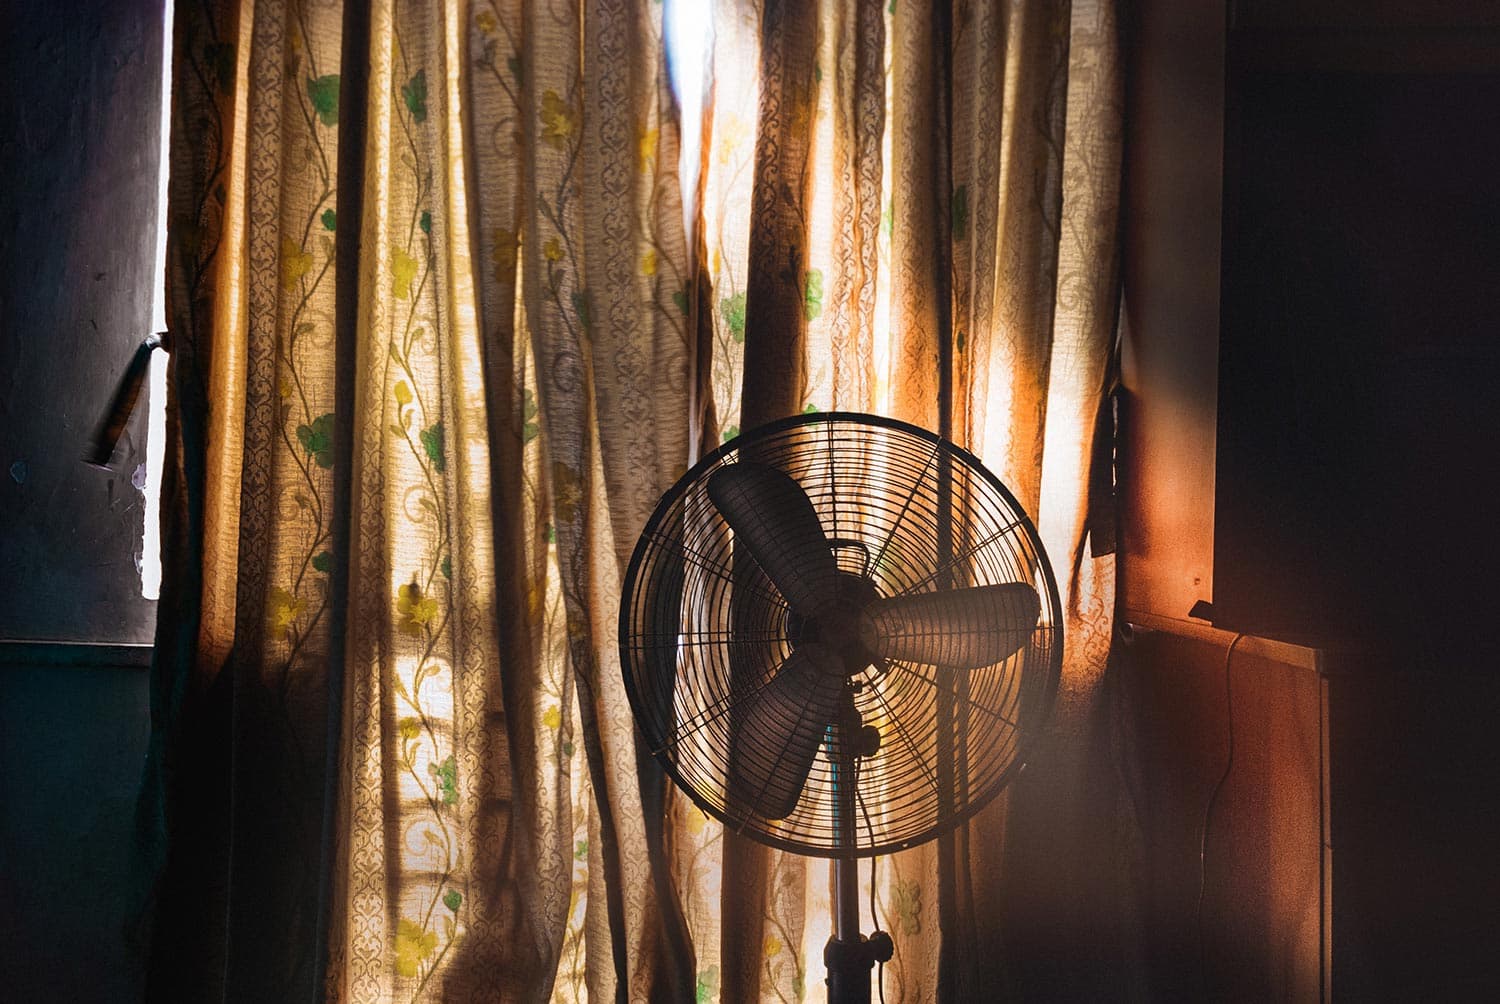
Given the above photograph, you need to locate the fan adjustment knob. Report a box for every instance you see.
[822,931,894,967]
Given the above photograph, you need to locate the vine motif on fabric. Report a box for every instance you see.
[709,105,753,441]
[471,5,589,1000]
[173,5,234,378]
[760,852,809,1003]
[590,0,692,534]
[380,19,463,997]
[264,6,340,687]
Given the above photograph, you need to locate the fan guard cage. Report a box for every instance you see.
[620,412,1062,857]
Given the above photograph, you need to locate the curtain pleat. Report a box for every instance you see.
[464,1,573,998]
[149,0,348,998]
[145,0,1131,1000]
[331,2,519,999]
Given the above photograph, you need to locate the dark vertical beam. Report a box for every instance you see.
[932,1,962,1001]
[314,0,370,992]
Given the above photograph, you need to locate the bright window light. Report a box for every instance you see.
[665,0,711,239]
[140,0,174,601]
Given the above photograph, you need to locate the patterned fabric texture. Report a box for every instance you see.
[143,0,1133,1000]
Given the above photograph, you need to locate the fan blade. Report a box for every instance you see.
[859,583,1041,670]
[726,642,844,820]
[707,462,838,619]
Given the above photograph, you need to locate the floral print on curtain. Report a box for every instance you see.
[329,0,517,998]
[154,0,1125,999]
[464,0,698,1000]
[159,0,695,999]
[331,0,695,1000]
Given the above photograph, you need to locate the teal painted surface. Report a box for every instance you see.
[0,660,151,1001]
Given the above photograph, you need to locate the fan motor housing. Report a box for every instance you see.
[785,570,883,677]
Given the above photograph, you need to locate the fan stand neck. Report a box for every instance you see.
[825,862,894,1004]
[825,710,893,1004]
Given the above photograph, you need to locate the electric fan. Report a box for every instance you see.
[620,412,1061,1002]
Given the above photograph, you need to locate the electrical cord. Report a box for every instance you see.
[1196,632,1246,992]
[871,854,886,1004]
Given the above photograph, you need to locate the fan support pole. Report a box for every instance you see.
[825,721,893,1004]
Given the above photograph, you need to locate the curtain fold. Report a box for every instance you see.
[149,0,347,998]
[144,0,1132,1000]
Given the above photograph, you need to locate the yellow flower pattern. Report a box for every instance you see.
[686,807,708,836]
[716,113,749,166]
[280,236,312,291]
[492,228,519,275]
[396,581,439,637]
[540,89,578,148]
[638,125,658,169]
[552,461,582,524]
[268,586,306,640]
[394,918,438,978]
[391,246,419,300]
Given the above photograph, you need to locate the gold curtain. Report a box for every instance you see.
[157,0,693,1000]
[150,0,1126,1000]
[693,0,1126,999]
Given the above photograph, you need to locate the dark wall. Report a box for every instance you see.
[0,1,163,1000]
[1214,9,1500,991]
[1117,0,1223,622]
[1321,658,1500,998]
[0,0,163,645]
[1122,0,1500,998]
[1214,9,1500,654]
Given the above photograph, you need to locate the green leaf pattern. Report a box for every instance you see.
[264,19,341,674]
[522,387,540,443]
[696,965,720,1004]
[402,70,428,123]
[803,268,824,321]
[419,420,445,473]
[295,413,335,469]
[720,292,746,342]
[307,74,340,126]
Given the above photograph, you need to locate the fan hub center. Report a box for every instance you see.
[786,571,878,675]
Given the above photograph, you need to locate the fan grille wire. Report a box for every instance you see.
[620,413,1062,856]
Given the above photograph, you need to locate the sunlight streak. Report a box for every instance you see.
[666,0,712,240]
[140,0,174,600]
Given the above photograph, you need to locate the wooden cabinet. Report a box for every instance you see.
[1121,2,1500,997]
